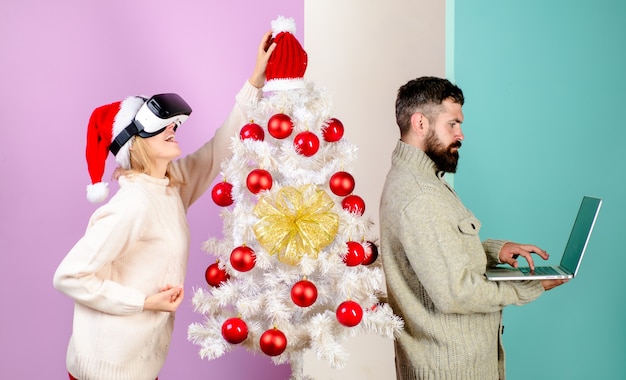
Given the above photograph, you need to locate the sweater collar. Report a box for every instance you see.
[392,140,440,176]
[119,173,170,192]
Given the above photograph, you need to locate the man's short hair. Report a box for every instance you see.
[395,77,464,136]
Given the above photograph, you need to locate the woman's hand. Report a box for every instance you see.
[143,284,184,313]
[249,30,277,88]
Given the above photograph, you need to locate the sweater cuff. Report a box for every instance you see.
[236,80,262,108]
[483,239,509,265]
[510,280,545,305]
[120,288,148,315]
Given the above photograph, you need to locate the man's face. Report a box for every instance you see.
[423,99,464,173]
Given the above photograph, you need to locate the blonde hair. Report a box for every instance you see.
[113,136,182,187]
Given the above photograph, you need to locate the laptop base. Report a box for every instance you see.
[486,266,573,281]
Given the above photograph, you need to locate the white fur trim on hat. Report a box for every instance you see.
[263,78,307,92]
[87,181,109,204]
[113,96,145,169]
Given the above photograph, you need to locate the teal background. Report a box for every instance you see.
[454,1,626,379]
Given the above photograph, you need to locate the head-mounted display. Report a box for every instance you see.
[109,93,192,156]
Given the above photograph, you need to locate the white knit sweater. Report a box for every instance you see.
[53,81,261,380]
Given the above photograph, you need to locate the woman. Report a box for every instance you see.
[53,32,276,380]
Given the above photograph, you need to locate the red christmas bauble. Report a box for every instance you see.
[362,241,379,265]
[259,328,287,356]
[205,262,230,287]
[230,246,256,272]
[246,169,273,194]
[291,279,318,307]
[221,317,248,344]
[211,181,234,207]
[336,300,363,327]
[293,131,320,157]
[342,194,365,215]
[329,171,355,196]
[267,113,294,139]
[322,118,344,142]
[240,122,265,141]
[343,241,365,266]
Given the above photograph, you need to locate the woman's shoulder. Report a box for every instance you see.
[102,177,155,212]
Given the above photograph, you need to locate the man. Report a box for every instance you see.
[380,76,566,379]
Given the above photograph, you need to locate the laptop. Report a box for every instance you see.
[486,196,602,281]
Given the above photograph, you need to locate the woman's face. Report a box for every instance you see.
[143,123,182,165]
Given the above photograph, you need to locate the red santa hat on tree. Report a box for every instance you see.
[263,16,308,92]
[85,93,192,203]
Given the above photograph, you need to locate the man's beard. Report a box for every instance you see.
[423,130,461,173]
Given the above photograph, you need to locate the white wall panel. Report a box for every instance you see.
[303,1,446,378]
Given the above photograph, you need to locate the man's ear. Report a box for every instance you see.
[410,113,427,136]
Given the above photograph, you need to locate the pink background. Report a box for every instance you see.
[0,1,302,378]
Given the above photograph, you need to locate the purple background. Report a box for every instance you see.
[0,1,302,378]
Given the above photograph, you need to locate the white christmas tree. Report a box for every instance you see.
[188,16,403,380]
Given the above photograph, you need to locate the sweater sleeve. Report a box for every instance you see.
[53,197,148,316]
[400,193,544,314]
[172,80,262,209]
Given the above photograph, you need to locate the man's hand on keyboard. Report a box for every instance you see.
[499,242,550,270]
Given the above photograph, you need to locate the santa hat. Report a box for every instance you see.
[263,16,308,92]
[85,96,146,203]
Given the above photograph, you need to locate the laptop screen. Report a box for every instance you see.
[560,196,602,274]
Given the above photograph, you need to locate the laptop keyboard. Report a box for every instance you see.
[520,266,562,276]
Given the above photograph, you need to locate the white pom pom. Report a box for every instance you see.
[271,15,296,35]
[86,182,109,203]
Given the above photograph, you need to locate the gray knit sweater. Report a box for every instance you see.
[380,141,544,380]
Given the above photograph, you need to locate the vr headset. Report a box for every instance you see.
[109,93,193,156]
